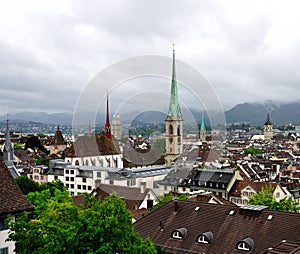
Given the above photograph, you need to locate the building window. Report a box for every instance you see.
[70,184,74,189]
[34,175,39,180]
[0,217,7,231]
[0,247,9,254]
[88,186,92,191]
[75,160,79,166]
[66,169,69,174]
[237,242,249,251]
[243,199,248,205]
[66,184,69,188]
[164,185,168,191]
[41,176,44,180]
[70,177,74,182]
[34,168,39,173]
[97,172,101,178]
[54,176,58,180]
[231,198,236,203]
[70,170,74,174]
[83,185,86,190]
[109,180,114,185]
[276,192,280,198]
[82,178,86,183]
[66,177,69,181]
[77,185,81,189]
[236,238,254,252]
[243,191,248,197]
[172,231,182,239]
[169,125,174,135]
[171,228,187,240]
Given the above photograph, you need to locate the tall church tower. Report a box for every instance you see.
[199,113,206,142]
[264,113,273,141]
[165,45,183,165]
[112,115,122,139]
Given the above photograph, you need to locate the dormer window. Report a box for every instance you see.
[236,237,254,252]
[171,228,187,240]
[197,231,213,244]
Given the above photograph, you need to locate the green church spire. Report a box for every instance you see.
[167,44,182,120]
[201,113,205,130]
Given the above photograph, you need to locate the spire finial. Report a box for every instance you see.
[105,91,111,139]
[172,43,175,52]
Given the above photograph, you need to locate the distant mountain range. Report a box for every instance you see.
[224,101,300,126]
[2,101,300,126]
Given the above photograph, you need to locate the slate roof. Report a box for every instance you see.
[180,168,234,191]
[64,133,120,157]
[134,200,300,254]
[160,166,192,187]
[123,147,162,166]
[0,158,33,216]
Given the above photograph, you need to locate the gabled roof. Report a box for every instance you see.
[0,158,33,216]
[230,180,279,197]
[134,200,300,253]
[93,184,156,210]
[64,133,120,157]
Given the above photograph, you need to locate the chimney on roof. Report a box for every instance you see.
[174,200,179,213]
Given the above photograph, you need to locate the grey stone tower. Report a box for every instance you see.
[264,113,273,141]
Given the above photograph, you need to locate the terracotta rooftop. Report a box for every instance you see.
[134,200,300,253]
[0,157,33,216]
[230,180,279,197]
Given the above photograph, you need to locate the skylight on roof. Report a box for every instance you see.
[195,206,200,212]
[229,210,235,216]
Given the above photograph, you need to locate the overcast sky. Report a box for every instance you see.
[1,0,300,116]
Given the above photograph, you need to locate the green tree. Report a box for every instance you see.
[16,175,40,195]
[7,190,157,254]
[151,192,189,212]
[249,186,299,212]
[243,147,263,155]
[39,179,67,195]
[13,142,23,150]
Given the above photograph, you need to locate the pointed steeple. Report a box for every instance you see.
[264,113,272,125]
[167,44,182,120]
[105,92,111,139]
[4,118,14,163]
[201,113,205,130]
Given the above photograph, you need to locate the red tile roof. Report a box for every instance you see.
[0,158,33,216]
[230,180,279,197]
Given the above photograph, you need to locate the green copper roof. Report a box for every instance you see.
[201,113,205,130]
[264,113,272,125]
[167,48,182,120]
